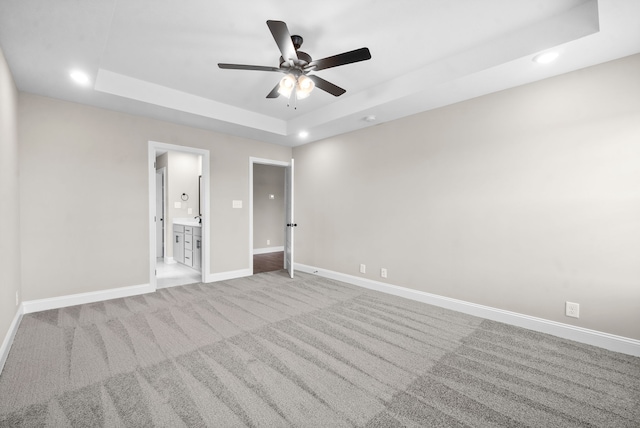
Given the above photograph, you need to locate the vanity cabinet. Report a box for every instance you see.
[173,225,185,264]
[193,227,202,270]
[173,223,201,271]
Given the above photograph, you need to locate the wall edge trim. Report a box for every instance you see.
[253,246,285,255]
[295,263,640,357]
[22,283,154,314]
[206,269,252,282]
[19,265,254,316]
[0,306,23,375]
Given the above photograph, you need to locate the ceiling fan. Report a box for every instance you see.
[218,20,371,100]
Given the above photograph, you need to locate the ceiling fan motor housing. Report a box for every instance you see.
[280,41,312,71]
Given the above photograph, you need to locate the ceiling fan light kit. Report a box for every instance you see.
[218,20,371,104]
[276,73,315,100]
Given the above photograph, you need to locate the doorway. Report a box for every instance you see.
[249,157,294,277]
[149,141,210,290]
[253,163,285,273]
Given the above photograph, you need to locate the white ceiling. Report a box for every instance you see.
[1,0,639,146]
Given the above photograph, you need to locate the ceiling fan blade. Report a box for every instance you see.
[307,75,346,97]
[267,20,298,62]
[266,83,280,98]
[307,47,371,71]
[218,63,282,72]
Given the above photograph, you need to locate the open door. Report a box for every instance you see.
[155,170,164,258]
[284,159,295,278]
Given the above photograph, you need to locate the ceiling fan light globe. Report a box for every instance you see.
[278,74,296,98]
[296,75,315,100]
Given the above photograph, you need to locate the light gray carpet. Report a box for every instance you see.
[0,271,638,427]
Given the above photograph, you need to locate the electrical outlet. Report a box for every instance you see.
[359,264,366,274]
[267,239,270,245]
[381,268,388,278]
[566,302,580,318]
[15,291,19,306]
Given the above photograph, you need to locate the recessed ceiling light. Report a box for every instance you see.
[298,131,309,138]
[532,52,559,64]
[70,70,90,85]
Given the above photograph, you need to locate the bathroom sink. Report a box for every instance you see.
[173,218,201,227]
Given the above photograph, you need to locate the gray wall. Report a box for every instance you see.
[293,54,640,340]
[18,93,292,301]
[0,48,21,345]
[253,164,285,250]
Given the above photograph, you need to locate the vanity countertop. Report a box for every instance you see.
[173,218,201,227]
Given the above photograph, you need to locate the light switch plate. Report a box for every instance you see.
[174,202,181,208]
[232,200,242,209]
[188,208,193,214]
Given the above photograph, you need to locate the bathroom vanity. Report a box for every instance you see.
[173,219,202,271]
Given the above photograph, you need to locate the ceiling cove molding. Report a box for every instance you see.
[94,68,287,135]
[288,0,600,133]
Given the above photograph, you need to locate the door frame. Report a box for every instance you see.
[155,167,167,259]
[148,141,211,290]
[249,157,291,275]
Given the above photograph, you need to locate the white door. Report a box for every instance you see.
[155,171,164,258]
[284,159,295,278]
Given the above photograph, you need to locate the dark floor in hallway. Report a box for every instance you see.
[253,251,284,273]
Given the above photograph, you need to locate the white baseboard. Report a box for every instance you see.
[295,263,640,357]
[0,306,23,374]
[206,268,252,282]
[20,266,253,315]
[22,283,154,314]
[253,246,284,255]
